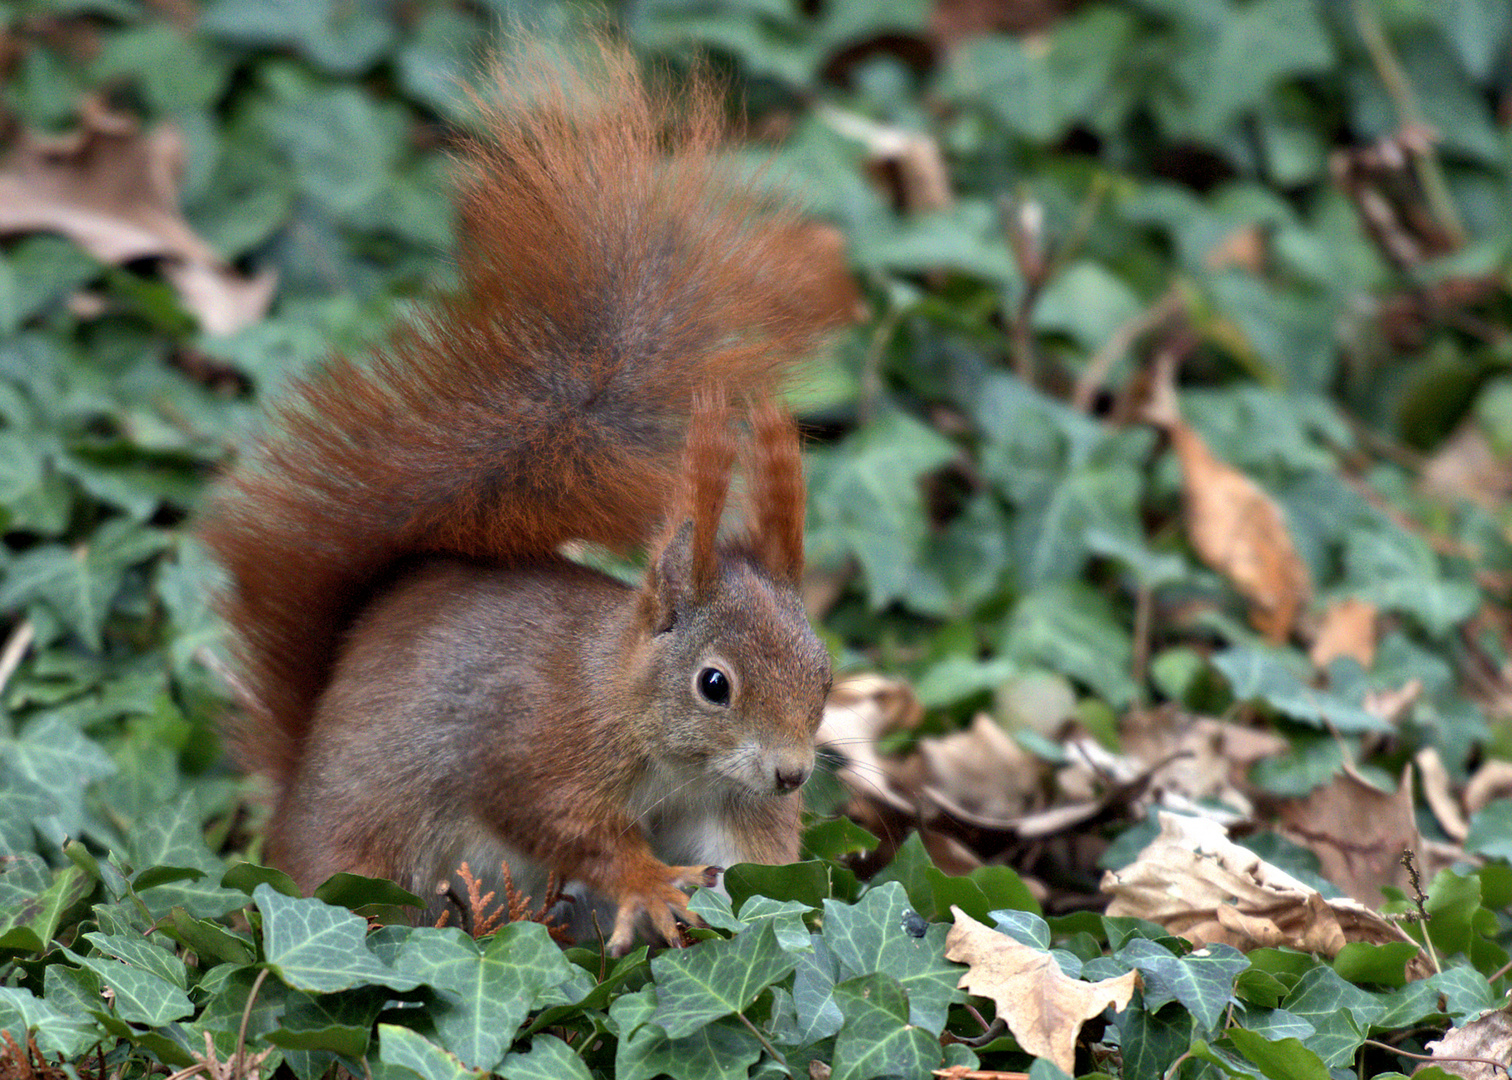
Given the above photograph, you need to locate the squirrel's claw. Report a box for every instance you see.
[606,864,721,956]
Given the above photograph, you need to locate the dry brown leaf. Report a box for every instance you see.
[0,96,275,335]
[1423,423,1512,509]
[1465,759,1512,815]
[1168,420,1311,641]
[1415,747,1470,842]
[816,674,924,815]
[1423,1005,1512,1079]
[918,713,1046,822]
[1142,352,1309,640]
[945,909,1139,1074]
[1276,765,1421,905]
[1363,678,1422,724]
[1102,812,1433,978]
[819,106,953,214]
[1120,707,1288,819]
[1310,598,1379,669]
[1204,225,1267,273]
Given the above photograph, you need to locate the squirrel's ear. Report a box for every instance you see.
[642,520,695,633]
[744,398,805,588]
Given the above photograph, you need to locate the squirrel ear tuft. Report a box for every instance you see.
[642,520,694,634]
[744,397,805,588]
[683,387,735,598]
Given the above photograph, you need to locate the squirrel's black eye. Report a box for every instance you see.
[696,667,730,706]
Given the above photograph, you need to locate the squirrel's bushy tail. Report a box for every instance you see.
[200,41,851,791]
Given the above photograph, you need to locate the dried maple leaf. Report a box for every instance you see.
[945,909,1138,1074]
[0,96,275,335]
[1102,812,1433,980]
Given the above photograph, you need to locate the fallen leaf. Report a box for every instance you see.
[1362,678,1422,724]
[1465,759,1512,815]
[1168,419,1311,641]
[1423,423,1512,509]
[1102,812,1433,979]
[0,96,275,335]
[1120,707,1289,819]
[918,713,1046,822]
[1276,765,1421,905]
[816,674,924,815]
[1204,225,1267,274]
[945,909,1138,1074]
[1309,598,1378,669]
[1423,1005,1512,1079]
[1145,361,1310,642]
[819,106,953,214]
[1415,747,1469,842]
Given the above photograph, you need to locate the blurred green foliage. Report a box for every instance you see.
[2,0,1511,1076]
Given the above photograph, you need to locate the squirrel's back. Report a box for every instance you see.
[200,41,852,794]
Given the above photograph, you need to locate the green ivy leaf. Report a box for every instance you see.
[0,714,117,842]
[1225,1028,1330,1080]
[373,1024,485,1080]
[68,948,193,1026]
[1280,966,1382,1066]
[82,932,187,989]
[255,884,421,993]
[613,987,764,1080]
[0,984,103,1058]
[650,919,798,1039]
[499,1034,593,1080]
[1116,938,1247,1033]
[821,881,961,1034]
[392,922,583,1071]
[831,973,942,1080]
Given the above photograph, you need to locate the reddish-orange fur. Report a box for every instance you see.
[200,43,847,797]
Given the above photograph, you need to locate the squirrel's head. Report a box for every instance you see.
[627,393,831,800]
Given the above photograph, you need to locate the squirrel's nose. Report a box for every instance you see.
[774,765,809,792]
[773,748,813,792]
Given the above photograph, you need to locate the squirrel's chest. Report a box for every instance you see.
[630,762,746,869]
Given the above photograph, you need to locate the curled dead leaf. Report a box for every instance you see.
[1423,1005,1512,1079]
[1101,812,1433,980]
[0,96,275,335]
[1276,765,1422,905]
[945,908,1138,1074]
[1465,759,1512,815]
[918,713,1046,822]
[819,105,953,215]
[816,674,924,815]
[1415,747,1469,842]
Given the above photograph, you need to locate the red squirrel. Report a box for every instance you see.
[200,44,850,954]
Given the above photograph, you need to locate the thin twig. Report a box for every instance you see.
[1073,286,1184,413]
[735,1012,794,1080]
[1350,0,1464,244]
[1361,1038,1510,1079]
[235,968,270,1076]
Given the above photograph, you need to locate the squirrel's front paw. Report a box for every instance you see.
[607,864,722,956]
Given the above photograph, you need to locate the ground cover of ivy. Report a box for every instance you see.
[2,0,1512,1078]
